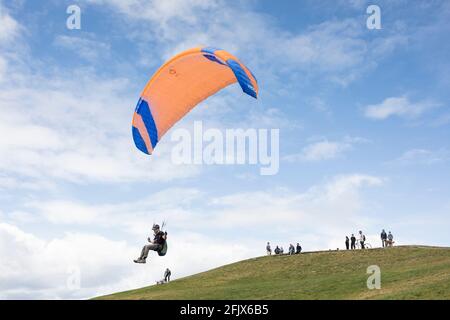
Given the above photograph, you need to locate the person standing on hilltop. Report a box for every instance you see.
[296,243,302,254]
[350,234,356,250]
[358,231,366,249]
[164,268,171,282]
[266,242,272,255]
[381,229,387,247]
[387,231,394,247]
[289,244,295,255]
[345,236,350,250]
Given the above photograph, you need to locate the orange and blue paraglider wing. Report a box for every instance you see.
[132,47,258,155]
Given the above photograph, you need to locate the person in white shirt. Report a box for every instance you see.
[266,242,272,255]
[358,230,366,249]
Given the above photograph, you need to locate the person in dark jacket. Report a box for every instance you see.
[164,268,171,282]
[134,224,167,263]
[274,246,280,255]
[345,236,350,250]
[381,229,387,247]
[296,243,302,254]
[350,234,356,250]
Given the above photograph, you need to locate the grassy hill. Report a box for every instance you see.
[96,246,450,300]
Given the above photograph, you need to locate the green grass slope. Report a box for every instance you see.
[96,246,450,300]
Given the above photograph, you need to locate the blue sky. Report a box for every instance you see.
[0,0,449,299]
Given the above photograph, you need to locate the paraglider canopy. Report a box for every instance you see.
[132,47,259,155]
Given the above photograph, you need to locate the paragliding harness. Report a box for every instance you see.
[158,231,168,256]
[156,221,168,256]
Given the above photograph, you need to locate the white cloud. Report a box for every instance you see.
[284,137,366,162]
[0,122,63,150]
[0,4,20,44]
[53,35,111,61]
[364,96,439,120]
[0,68,201,186]
[337,0,369,9]
[300,140,351,161]
[0,55,7,80]
[86,0,218,27]
[281,19,367,71]
[85,1,406,86]
[15,173,382,236]
[0,2,203,188]
[204,174,384,246]
[321,174,383,201]
[390,148,450,165]
[23,187,202,232]
[0,2,23,82]
[0,222,139,299]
